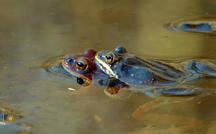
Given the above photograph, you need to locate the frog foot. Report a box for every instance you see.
[105,87,120,94]
[104,77,129,95]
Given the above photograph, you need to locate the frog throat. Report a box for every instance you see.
[95,54,118,79]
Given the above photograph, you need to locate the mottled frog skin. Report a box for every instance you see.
[95,46,216,96]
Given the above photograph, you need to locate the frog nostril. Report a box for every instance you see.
[64,57,74,64]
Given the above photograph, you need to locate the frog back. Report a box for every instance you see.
[112,54,186,86]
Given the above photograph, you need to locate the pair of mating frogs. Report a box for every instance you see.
[48,46,216,97]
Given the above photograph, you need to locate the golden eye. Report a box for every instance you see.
[105,53,115,64]
[75,59,88,70]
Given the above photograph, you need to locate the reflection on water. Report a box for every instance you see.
[0,104,32,133]
[166,16,216,34]
[0,104,22,125]
[1,0,216,134]
[126,113,204,134]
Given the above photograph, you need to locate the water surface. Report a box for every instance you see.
[1,0,216,134]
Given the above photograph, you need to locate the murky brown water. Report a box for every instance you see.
[1,0,216,134]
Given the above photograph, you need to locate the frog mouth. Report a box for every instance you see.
[95,52,118,79]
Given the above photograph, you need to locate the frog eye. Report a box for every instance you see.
[105,53,115,64]
[75,59,88,70]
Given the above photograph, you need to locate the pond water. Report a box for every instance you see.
[1,0,216,134]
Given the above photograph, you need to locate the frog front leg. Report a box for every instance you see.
[103,78,129,95]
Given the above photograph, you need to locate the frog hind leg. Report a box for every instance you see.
[159,87,202,96]
[144,85,202,97]
[185,60,216,77]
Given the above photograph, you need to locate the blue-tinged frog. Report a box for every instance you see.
[95,46,216,96]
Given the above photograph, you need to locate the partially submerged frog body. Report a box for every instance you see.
[61,48,128,93]
[41,49,128,94]
[95,46,216,96]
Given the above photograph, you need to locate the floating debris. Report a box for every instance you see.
[93,114,102,122]
[68,87,77,92]
[166,17,216,33]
